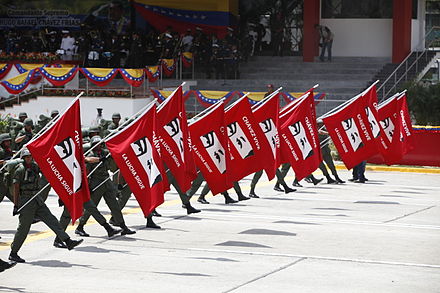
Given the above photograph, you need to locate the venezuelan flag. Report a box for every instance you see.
[132,0,237,37]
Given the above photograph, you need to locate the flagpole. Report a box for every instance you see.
[17,151,111,213]
[378,91,404,107]
[251,87,283,109]
[84,99,157,156]
[0,92,85,173]
[91,169,120,192]
[318,80,379,120]
[225,92,251,112]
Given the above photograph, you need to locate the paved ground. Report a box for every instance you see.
[0,168,439,292]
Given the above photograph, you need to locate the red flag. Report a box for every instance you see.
[323,93,378,170]
[189,102,232,195]
[225,98,269,182]
[106,103,168,216]
[278,93,322,180]
[378,94,414,164]
[362,85,391,157]
[27,99,89,223]
[156,86,197,192]
[252,95,281,180]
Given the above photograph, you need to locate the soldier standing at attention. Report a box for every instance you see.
[75,136,135,237]
[9,149,83,263]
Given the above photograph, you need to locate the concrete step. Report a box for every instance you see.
[240,67,381,74]
[240,73,375,81]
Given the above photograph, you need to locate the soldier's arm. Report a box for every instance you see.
[13,183,19,206]
[15,135,26,144]
[84,157,100,163]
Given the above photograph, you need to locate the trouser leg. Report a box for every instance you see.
[318,162,330,177]
[79,187,104,226]
[102,189,125,225]
[276,163,290,185]
[36,204,70,241]
[167,170,190,205]
[117,186,132,210]
[11,200,37,253]
[232,182,243,197]
[250,170,263,193]
[186,173,204,199]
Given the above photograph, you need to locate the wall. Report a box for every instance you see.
[412,0,426,51]
[320,19,393,57]
[0,96,152,127]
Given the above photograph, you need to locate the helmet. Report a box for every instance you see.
[50,110,59,117]
[20,148,31,158]
[18,112,27,118]
[39,114,50,122]
[112,113,121,119]
[0,133,11,144]
[81,128,89,138]
[89,126,100,133]
[90,135,102,146]
[23,118,34,127]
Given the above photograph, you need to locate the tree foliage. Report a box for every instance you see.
[406,82,440,125]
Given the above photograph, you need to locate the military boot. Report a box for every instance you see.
[326,175,337,184]
[9,252,25,263]
[103,223,121,237]
[146,217,161,229]
[0,258,16,272]
[75,225,90,237]
[53,237,67,249]
[120,223,136,235]
[64,238,83,250]
[186,203,201,214]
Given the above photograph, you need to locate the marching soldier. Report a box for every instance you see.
[17,112,27,123]
[0,133,14,203]
[75,136,135,237]
[9,149,83,263]
[103,113,121,136]
[14,118,34,151]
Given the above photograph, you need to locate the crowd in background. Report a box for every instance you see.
[0,25,243,80]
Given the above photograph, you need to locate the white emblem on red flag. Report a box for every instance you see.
[200,130,226,174]
[227,121,254,159]
[54,137,82,194]
[131,137,162,187]
[342,118,363,152]
[288,121,313,160]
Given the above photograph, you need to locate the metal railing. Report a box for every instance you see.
[377,26,440,101]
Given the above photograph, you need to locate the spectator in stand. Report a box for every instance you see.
[225,27,238,47]
[60,30,76,61]
[45,31,60,53]
[105,33,121,68]
[87,31,104,67]
[127,32,144,68]
[181,29,194,52]
[271,12,284,56]
[255,22,266,54]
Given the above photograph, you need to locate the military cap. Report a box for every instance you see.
[90,135,102,146]
[23,118,34,127]
[20,148,31,158]
[18,112,27,118]
[50,110,59,117]
[112,113,121,119]
[89,126,100,133]
[0,133,12,144]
